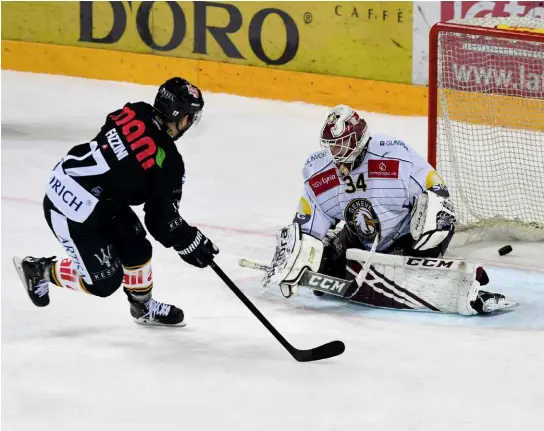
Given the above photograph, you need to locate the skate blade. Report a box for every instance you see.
[13,257,26,286]
[484,301,519,313]
[132,317,187,327]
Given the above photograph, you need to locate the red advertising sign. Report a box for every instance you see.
[438,27,544,98]
[441,1,544,21]
[368,160,399,179]
[309,168,340,196]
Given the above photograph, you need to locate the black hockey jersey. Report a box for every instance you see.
[46,102,190,249]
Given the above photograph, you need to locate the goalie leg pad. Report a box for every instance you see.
[345,249,480,315]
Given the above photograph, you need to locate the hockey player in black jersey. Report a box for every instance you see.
[13,77,218,326]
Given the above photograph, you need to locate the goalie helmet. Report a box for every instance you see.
[154,77,204,140]
[320,105,371,173]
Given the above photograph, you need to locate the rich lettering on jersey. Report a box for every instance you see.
[49,176,84,212]
[309,168,340,196]
[105,128,128,161]
[110,106,157,170]
[367,159,399,179]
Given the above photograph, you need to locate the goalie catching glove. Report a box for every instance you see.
[262,223,323,298]
[410,189,456,251]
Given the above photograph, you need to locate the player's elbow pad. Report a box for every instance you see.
[410,190,456,250]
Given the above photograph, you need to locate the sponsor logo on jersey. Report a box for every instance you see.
[344,198,381,242]
[379,140,408,150]
[94,245,113,268]
[105,128,129,161]
[305,151,327,165]
[48,176,85,212]
[293,197,312,225]
[91,186,103,197]
[57,238,88,280]
[309,168,340,196]
[368,159,399,179]
[110,106,157,170]
[92,259,121,281]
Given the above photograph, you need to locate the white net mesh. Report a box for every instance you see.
[433,17,544,242]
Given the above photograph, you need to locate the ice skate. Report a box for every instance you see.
[124,288,185,326]
[471,290,518,314]
[13,256,56,307]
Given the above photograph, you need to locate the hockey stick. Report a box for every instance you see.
[209,261,345,362]
[238,258,268,271]
[352,234,379,292]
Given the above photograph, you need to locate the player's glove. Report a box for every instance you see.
[175,227,219,268]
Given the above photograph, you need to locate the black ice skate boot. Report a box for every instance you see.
[13,256,56,307]
[470,290,518,314]
[124,288,185,327]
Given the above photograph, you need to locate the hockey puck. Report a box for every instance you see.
[498,245,513,256]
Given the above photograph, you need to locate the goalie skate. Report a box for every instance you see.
[471,291,519,314]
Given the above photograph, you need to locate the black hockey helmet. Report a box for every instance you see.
[154,77,204,139]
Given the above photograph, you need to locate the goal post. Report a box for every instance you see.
[428,17,544,243]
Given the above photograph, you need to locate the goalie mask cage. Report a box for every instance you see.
[428,17,544,243]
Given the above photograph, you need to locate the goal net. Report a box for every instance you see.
[428,17,544,243]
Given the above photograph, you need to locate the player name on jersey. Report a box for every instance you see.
[105,128,128,161]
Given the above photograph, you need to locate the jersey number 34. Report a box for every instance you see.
[344,173,367,193]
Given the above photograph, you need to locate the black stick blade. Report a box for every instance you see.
[292,340,345,362]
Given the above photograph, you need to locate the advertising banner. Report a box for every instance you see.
[412,1,544,85]
[2,1,413,84]
[441,1,544,21]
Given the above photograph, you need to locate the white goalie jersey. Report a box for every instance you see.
[295,133,448,252]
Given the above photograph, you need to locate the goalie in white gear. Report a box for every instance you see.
[263,105,511,315]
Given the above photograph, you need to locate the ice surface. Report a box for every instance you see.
[2,71,543,431]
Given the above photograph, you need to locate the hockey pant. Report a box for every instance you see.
[43,196,153,298]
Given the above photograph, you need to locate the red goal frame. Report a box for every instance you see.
[427,22,544,168]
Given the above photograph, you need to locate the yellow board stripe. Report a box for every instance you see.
[1,40,428,116]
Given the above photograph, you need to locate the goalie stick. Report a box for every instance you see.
[238,234,379,299]
[210,262,345,362]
